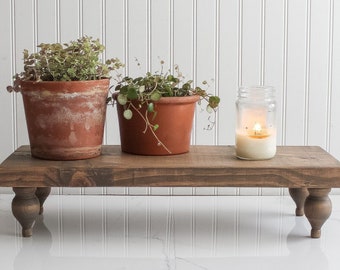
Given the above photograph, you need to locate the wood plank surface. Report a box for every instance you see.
[1,145,340,188]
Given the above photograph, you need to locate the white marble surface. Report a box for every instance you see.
[1,194,340,270]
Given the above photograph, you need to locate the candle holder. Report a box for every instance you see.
[235,86,277,160]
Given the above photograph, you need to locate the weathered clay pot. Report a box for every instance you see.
[20,79,109,160]
[115,95,200,155]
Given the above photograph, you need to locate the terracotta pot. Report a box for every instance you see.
[115,95,200,155]
[20,79,109,160]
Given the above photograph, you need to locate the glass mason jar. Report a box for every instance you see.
[235,86,277,160]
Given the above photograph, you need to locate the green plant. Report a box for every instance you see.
[108,62,220,152]
[7,36,123,92]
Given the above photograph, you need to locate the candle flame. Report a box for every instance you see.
[248,122,270,139]
[253,123,262,134]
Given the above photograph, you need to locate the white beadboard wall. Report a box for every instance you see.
[0,0,340,195]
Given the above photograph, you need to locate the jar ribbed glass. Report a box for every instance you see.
[235,86,277,160]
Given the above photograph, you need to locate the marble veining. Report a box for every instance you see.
[1,194,340,269]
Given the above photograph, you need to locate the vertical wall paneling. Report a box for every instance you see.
[304,0,311,146]
[82,0,102,37]
[172,0,193,86]
[10,0,18,152]
[0,0,14,161]
[285,1,308,145]
[330,0,340,160]
[241,0,262,85]
[56,0,61,41]
[36,0,57,43]
[325,0,334,152]
[194,0,217,146]
[1,0,340,195]
[308,0,331,148]
[238,0,243,87]
[260,0,265,85]
[146,0,151,71]
[281,0,288,146]
[59,0,80,41]
[150,0,171,70]
[307,0,331,149]
[127,0,147,75]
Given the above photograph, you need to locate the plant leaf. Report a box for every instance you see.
[206,105,213,113]
[123,109,133,120]
[139,85,145,93]
[127,87,138,100]
[117,94,127,105]
[147,103,154,112]
[208,96,220,109]
[150,91,161,101]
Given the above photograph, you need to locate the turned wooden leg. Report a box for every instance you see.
[35,187,51,215]
[304,188,332,238]
[12,187,40,237]
[289,188,309,216]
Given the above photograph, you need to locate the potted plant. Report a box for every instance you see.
[7,36,123,160]
[108,62,220,155]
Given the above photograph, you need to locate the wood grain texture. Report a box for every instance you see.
[2,145,339,238]
[12,187,40,237]
[289,188,309,216]
[304,188,332,238]
[1,145,340,188]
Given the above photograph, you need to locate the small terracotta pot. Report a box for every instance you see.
[20,79,109,160]
[115,95,200,155]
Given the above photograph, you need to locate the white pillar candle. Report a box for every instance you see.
[235,123,276,160]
